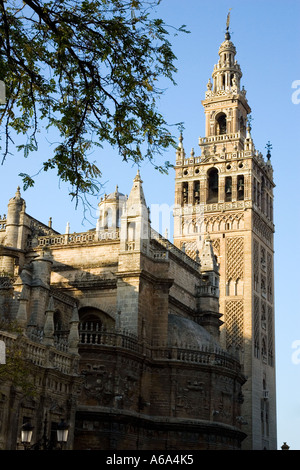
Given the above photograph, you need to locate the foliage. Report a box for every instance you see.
[0,324,36,397]
[0,0,187,201]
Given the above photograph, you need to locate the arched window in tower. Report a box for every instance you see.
[193,181,200,204]
[104,208,113,229]
[182,182,188,205]
[239,116,246,133]
[225,176,232,202]
[261,337,267,359]
[237,175,244,200]
[222,74,226,89]
[261,177,266,214]
[54,310,62,332]
[216,113,227,135]
[116,207,122,228]
[230,73,235,87]
[207,168,219,203]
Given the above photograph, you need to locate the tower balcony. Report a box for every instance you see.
[199,131,242,146]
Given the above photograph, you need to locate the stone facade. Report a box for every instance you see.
[173,27,276,450]
[0,171,246,450]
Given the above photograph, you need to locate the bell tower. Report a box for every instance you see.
[173,13,276,450]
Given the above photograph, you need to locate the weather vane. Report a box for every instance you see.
[226,8,232,35]
[265,141,273,160]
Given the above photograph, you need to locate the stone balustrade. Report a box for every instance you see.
[0,217,6,231]
[27,229,120,248]
[0,329,77,375]
[78,325,241,371]
[1,325,241,376]
[199,131,241,145]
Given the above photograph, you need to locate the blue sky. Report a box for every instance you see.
[1,0,300,450]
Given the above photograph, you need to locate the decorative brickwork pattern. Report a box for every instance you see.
[184,240,199,260]
[225,300,244,349]
[212,238,220,257]
[252,212,273,246]
[226,237,244,282]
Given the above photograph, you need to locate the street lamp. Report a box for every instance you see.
[21,422,34,450]
[56,420,69,449]
[20,419,69,450]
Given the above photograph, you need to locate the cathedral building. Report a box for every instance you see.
[0,19,276,451]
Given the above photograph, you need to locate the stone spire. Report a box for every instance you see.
[68,305,80,354]
[197,236,222,340]
[16,285,29,329]
[119,170,150,253]
[200,235,219,274]
[43,296,55,346]
[176,133,186,160]
[127,169,147,208]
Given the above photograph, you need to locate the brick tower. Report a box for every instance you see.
[173,15,276,450]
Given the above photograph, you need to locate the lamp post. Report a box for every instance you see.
[21,422,34,450]
[20,418,69,450]
[56,420,69,450]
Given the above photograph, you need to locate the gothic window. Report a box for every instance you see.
[225,176,232,202]
[261,399,269,437]
[261,177,266,213]
[270,198,273,222]
[237,175,244,200]
[253,178,257,204]
[267,306,274,366]
[261,276,266,298]
[54,311,63,332]
[261,247,266,271]
[257,182,261,208]
[261,336,267,359]
[104,208,112,229]
[116,207,122,228]
[216,113,227,135]
[261,303,266,330]
[207,168,219,203]
[79,306,114,345]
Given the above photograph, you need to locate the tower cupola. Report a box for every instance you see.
[211,35,242,95]
[201,11,251,152]
[207,12,243,97]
